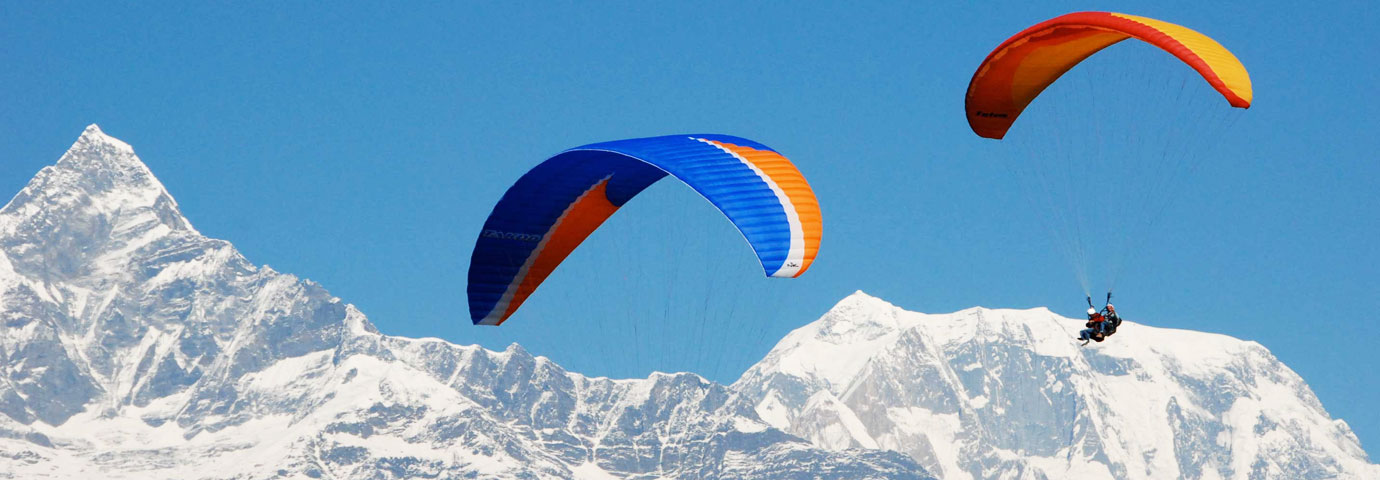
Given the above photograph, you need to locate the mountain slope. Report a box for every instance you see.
[735,292,1379,480]
[0,126,928,479]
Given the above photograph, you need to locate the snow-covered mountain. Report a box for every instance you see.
[1,126,1374,480]
[734,292,1380,480]
[0,126,928,479]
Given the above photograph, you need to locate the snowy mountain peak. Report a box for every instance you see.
[739,291,945,391]
[7,126,189,228]
[800,291,906,341]
[0,126,196,280]
[53,124,165,196]
[77,123,133,151]
[736,297,1379,480]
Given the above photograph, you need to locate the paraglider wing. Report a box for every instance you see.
[965,11,1253,139]
[467,134,822,326]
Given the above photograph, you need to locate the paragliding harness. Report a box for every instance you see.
[1079,293,1122,345]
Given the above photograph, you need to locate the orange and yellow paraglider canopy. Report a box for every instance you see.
[966,11,1252,139]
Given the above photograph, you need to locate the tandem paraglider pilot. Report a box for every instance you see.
[1078,302,1123,345]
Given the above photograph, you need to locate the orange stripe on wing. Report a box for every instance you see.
[706,140,822,276]
[498,178,620,324]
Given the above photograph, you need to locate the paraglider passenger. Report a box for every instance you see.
[1078,307,1107,345]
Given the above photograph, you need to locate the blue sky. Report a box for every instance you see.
[3,1,1377,452]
